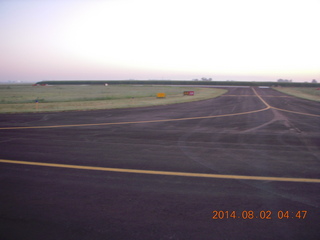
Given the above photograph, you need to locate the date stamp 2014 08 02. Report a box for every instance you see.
[212,210,307,220]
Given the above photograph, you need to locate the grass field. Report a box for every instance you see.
[273,87,320,102]
[0,85,227,113]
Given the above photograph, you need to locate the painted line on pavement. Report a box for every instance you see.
[0,107,269,130]
[1,159,320,183]
[252,88,320,117]
[251,88,271,108]
[272,107,320,117]
[0,89,318,130]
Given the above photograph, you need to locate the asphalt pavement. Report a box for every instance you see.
[0,87,319,239]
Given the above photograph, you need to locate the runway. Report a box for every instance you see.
[0,87,319,239]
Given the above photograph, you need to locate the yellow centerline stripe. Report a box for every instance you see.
[0,89,318,130]
[252,88,320,117]
[272,107,320,117]
[251,88,271,108]
[1,159,319,183]
[0,107,269,130]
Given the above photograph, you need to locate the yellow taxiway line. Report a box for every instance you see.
[251,88,320,117]
[0,107,269,130]
[251,88,271,108]
[0,88,318,131]
[1,159,319,183]
[272,107,320,117]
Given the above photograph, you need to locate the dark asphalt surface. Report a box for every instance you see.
[0,87,319,239]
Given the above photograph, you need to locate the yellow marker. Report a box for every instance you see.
[157,93,166,98]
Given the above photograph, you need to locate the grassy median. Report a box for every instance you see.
[273,87,320,102]
[0,84,227,113]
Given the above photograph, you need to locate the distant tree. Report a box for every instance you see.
[277,79,292,82]
[312,79,317,83]
[200,77,212,81]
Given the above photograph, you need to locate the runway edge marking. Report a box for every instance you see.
[1,159,320,183]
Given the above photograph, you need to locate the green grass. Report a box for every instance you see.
[0,84,227,113]
[273,87,320,102]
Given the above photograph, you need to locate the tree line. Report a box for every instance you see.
[37,80,320,87]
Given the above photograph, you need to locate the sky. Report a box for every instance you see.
[1,0,319,83]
